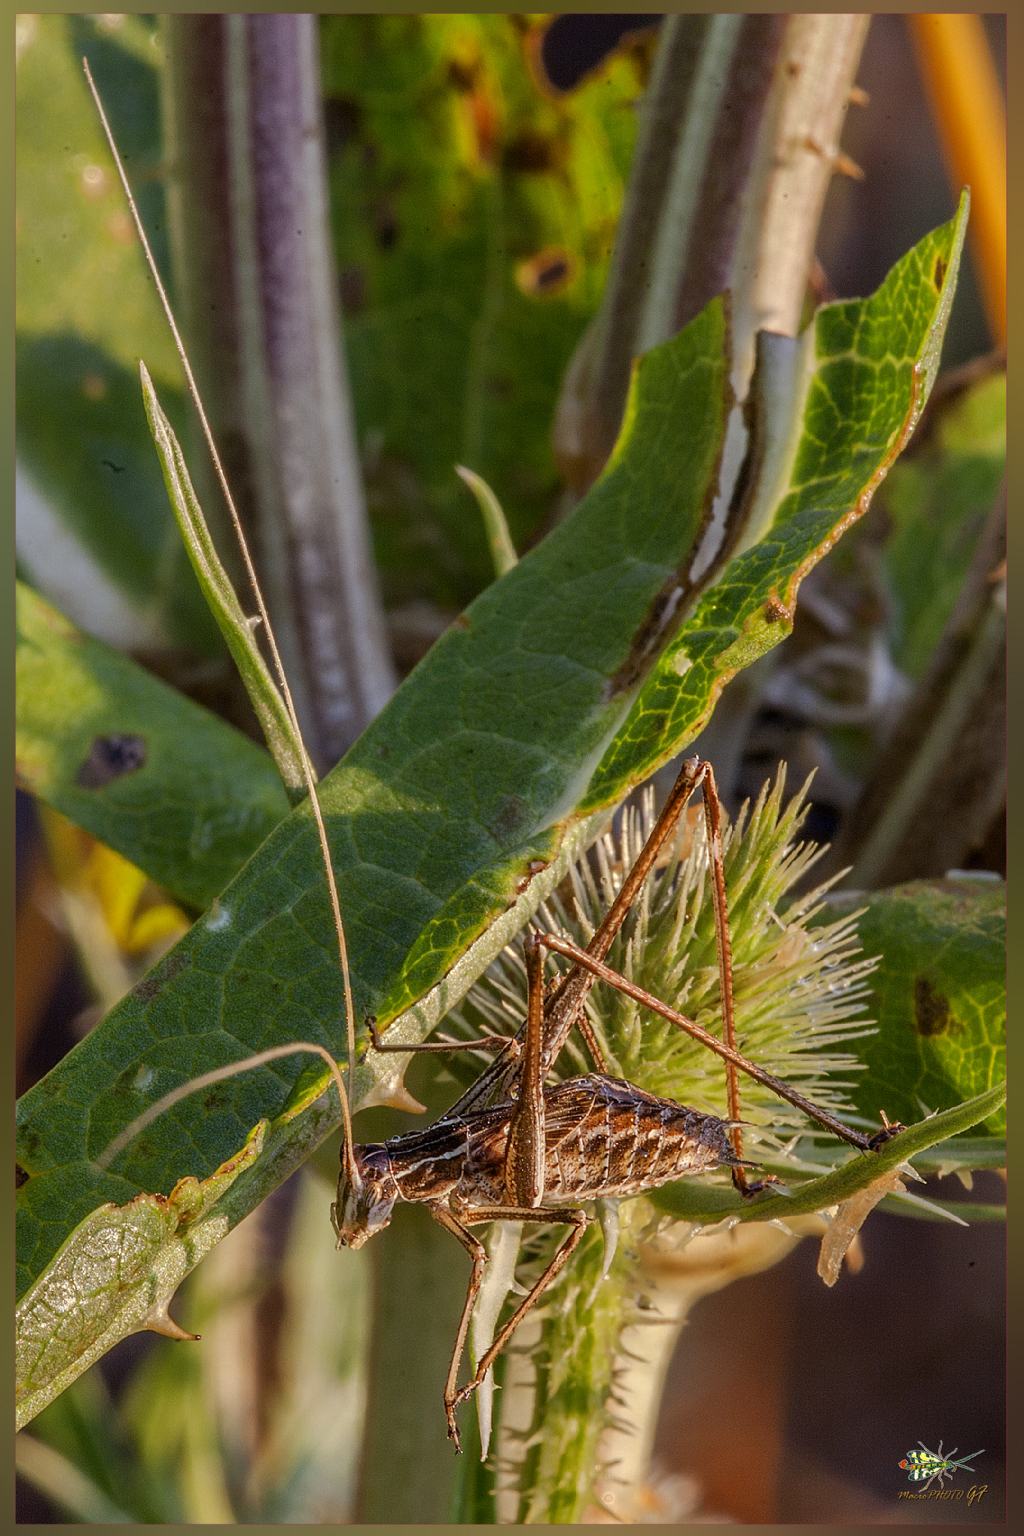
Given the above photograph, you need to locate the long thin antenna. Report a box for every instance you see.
[96,1043,351,1170]
[82,57,361,1189]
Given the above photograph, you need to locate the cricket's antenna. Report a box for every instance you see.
[96,1043,350,1170]
[82,58,361,1190]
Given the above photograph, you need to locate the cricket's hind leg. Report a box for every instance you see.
[646,759,783,1191]
[539,756,763,1191]
[690,760,774,1194]
[539,756,707,1060]
[693,763,902,1176]
[531,931,896,1158]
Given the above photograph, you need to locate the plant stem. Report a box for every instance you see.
[723,12,869,388]
[559,13,869,486]
[576,15,719,478]
[353,1080,467,1522]
[656,13,785,352]
[842,484,1006,886]
[161,14,395,769]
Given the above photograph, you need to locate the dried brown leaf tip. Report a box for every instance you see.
[817,1168,907,1286]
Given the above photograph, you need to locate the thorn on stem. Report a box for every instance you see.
[832,150,866,181]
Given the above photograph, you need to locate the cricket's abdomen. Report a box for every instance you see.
[538,1074,736,1201]
[457,1073,736,1208]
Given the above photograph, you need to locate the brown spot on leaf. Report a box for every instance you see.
[764,595,792,624]
[515,247,575,298]
[934,254,948,290]
[468,87,500,165]
[135,949,187,1003]
[503,130,559,174]
[447,55,480,92]
[77,733,147,788]
[339,264,366,315]
[15,1164,28,1190]
[913,977,959,1036]
[490,794,529,844]
[373,203,400,251]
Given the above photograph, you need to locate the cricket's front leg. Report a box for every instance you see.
[448,1206,590,1434]
[365,1015,517,1054]
[430,1206,489,1453]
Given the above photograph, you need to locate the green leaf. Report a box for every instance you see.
[16,13,639,633]
[320,13,644,606]
[653,1081,1006,1225]
[912,1137,1005,1175]
[15,581,289,908]
[139,365,306,798]
[16,1123,267,1431]
[882,366,1005,679]
[823,877,1006,1135]
[15,14,218,652]
[584,191,970,806]
[17,211,966,1417]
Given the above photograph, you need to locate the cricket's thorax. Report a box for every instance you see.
[376,1073,736,1211]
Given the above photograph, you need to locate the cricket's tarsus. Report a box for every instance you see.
[86,62,903,1460]
[365,1015,518,1057]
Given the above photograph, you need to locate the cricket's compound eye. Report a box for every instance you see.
[331,1146,397,1250]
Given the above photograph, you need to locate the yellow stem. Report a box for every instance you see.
[909,14,1006,343]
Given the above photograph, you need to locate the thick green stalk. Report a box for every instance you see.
[355,1203,465,1522]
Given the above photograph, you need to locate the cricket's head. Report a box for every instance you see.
[331,1144,398,1250]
